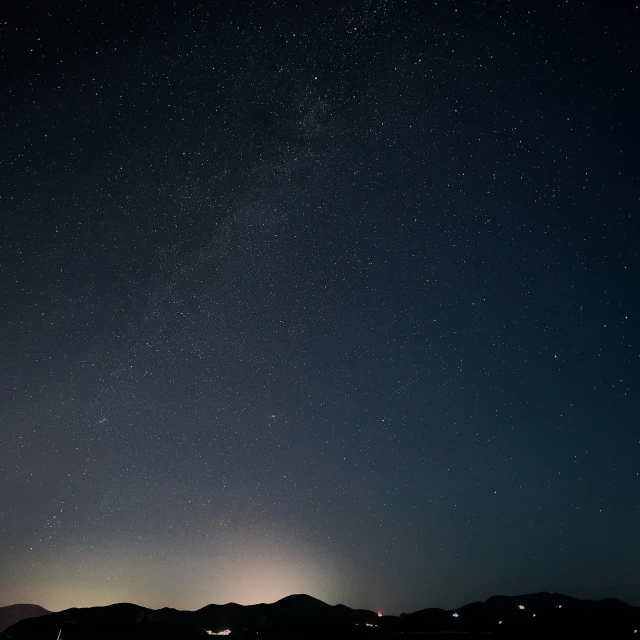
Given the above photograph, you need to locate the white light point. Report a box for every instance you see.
[452,612,460,618]
[518,604,525,610]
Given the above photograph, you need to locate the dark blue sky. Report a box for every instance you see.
[1,0,638,614]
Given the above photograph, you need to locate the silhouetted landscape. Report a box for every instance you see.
[0,607,49,635]
[2,592,639,639]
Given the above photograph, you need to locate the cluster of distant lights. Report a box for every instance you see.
[201,605,638,636]
[452,602,571,626]
[356,613,382,628]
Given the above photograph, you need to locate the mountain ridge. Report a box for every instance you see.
[3,592,639,639]
[0,606,49,633]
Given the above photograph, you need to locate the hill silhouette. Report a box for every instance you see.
[2,592,639,639]
[0,606,49,633]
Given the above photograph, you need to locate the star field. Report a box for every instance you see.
[1,0,638,615]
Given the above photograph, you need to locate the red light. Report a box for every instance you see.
[377,612,383,618]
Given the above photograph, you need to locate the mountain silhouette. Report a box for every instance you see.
[2,592,639,639]
[0,606,49,633]
[271,594,330,610]
[392,592,640,638]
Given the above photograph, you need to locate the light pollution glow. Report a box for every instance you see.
[6,531,346,612]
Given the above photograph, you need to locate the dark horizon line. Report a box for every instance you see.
[3,590,638,615]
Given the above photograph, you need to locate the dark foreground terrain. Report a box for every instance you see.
[0,606,49,634]
[2,592,639,639]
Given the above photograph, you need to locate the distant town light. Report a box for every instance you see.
[452,612,460,618]
[518,605,525,610]
[556,605,563,609]
[533,614,537,617]
[205,630,231,636]
[498,620,502,625]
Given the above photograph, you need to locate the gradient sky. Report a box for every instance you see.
[1,0,638,616]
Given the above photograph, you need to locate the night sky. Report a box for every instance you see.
[1,0,638,616]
